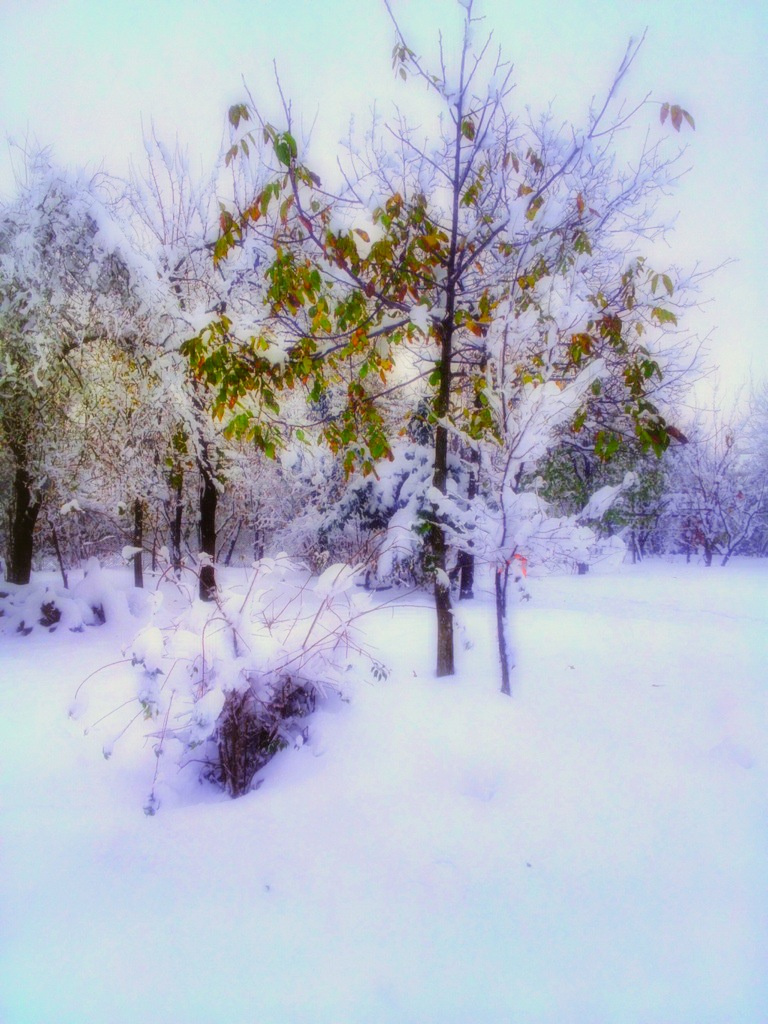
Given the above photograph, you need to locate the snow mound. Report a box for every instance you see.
[0,560,154,636]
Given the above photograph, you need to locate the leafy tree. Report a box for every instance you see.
[126,131,275,596]
[185,3,695,685]
[0,153,153,583]
[533,440,672,561]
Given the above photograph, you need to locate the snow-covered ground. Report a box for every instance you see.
[1,558,766,1024]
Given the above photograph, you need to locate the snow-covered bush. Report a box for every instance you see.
[0,558,154,635]
[310,441,479,589]
[125,555,381,805]
[318,443,435,584]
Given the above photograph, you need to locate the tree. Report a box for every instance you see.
[534,441,671,562]
[664,406,767,565]
[744,380,768,555]
[0,152,153,584]
[185,2,695,684]
[127,130,276,598]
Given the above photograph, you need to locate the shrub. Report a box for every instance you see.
[123,555,381,808]
[0,558,153,635]
[212,682,315,797]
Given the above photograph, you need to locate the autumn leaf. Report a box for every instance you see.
[660,102,695,132]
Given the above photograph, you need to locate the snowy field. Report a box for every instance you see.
[1,558,766,1024]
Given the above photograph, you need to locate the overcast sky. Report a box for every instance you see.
[1,0,766,407]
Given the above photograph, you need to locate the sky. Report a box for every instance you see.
[1,0,766,408]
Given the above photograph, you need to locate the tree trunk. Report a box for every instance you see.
[458,456,479,600]
[170,478,183,575]
[458,354,484,601]
[495,567,512,696]
[6,457,41,585]
[51,525,69,589]
[703,538,713,567]
[431,512,455,677]
[133,498,144,589]
[457,548,475,600]
[253,526,265,563]
[430,311,456,677]
[224,518,243,567]
[637,530,648,560]
[199,456,218,602]
[431,397,454,677]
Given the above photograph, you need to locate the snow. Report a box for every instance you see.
[579,473,637,522]
[1,559,766,1023]
[409,302,432,335]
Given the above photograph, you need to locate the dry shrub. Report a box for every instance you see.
[212,681,315,798]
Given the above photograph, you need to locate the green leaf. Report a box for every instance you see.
[573,230,592,255]
[224,412,252,439]
[275,140,291,166]
[595,430,621,460]
[273,132,297,167]
[213,236,230,264]
[228,103,250,128]
[525,195,544,222]
[651,307,677,326]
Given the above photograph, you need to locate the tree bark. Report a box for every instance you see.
[431,323,455,677]
[51,525,68,589]
[6,454,41,585]
[224,518,243,567]
[457,548,475,600]
[431,511,455,677]
[458,456,479,600]
[703,538,713,567]
[198,455,218,601]
[495,566,512,696]
[253,526,265,563]
[133,498,144,589]
[170,478,183,575]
